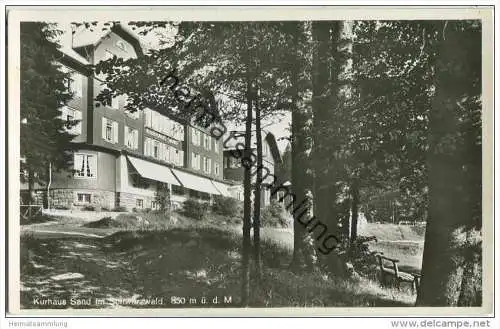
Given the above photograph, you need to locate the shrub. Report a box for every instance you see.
[261,200,289,227]
[101,206,110,211]
[54,205,70,210]
[182,198,209,220]
[212,195,242,217]
[82,205,95,211]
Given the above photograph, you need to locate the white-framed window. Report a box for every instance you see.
[214,162,220,176]
[60,106,82,135]
[74,153,97,178]
[192,129,201,146]
[69,72,83,98]
[136,199,144,209]
[144,108,184,141]
[203,134,211,150]
[163,144,171,162]
[102,117,119,143]
[153,140,160,159]
[203,157,211,174]
[124,126,139,150]
[213,137,219,153]
[76,192,92,204]
[191,152,200,170]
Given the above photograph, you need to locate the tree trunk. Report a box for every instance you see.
[311,21,338,238]
[416,21,482,306]
[288,22,316,271]
[240,34,254,307]
[253,85,263,278]
[28,168,35,204]
[349,180,360,244]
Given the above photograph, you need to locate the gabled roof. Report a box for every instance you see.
[72,22,144,56]
[223,130,282,164]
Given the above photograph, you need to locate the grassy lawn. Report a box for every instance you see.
[21,213,418,309]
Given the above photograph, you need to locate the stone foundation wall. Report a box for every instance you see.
[28,188,116,210]
[116,192,155,211]
[23,189,177,212]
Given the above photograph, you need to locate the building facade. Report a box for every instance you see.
[222,131,283,206]
[22,23,233,211]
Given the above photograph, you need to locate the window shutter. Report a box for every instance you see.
[145,138,150,156]
[134,129,139,149]
[102,117,107,140]
[124,126,128,146]
[112,121,119,143]
[179,151,184,166]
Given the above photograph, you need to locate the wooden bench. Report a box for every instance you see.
[375,253,421,292]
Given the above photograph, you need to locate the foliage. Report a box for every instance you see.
[111,206,127,212]
[154,182,171,213]
[182,198,210,221]
[211,195,242,217]
[20,22,76,196]
[261,200,289,228]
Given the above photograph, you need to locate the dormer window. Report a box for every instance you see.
[116,40,127,52]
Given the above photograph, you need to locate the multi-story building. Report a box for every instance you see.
[21,23,233,211]
[222,131,283,206]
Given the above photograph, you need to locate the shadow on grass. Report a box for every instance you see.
[21,226,414,309]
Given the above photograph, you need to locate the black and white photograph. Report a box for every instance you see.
[3,5,495,319]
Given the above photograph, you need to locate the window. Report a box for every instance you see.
[204,134,211,150]
[153,142,159,158]
[213,137,219,153]
[124,126,138,150]
[102,117,118,143]
[68,72,83,98]
[60,106,82,135]
[203,157,211,174]
[76,193,91,204]
[74,153,96,178]
[151,200,159,210]
[192,129,201,146]
[144,108,185,141]
[191,152,200,170]
[214,163,220,176]
[136,199,144,209]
